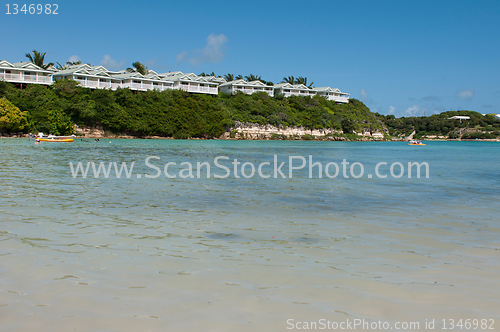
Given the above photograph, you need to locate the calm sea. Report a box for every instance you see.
[1,139,499,331]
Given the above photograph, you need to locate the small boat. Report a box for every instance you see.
[36,133,75,143]
[408,140,425,145]
[38,137,74,142]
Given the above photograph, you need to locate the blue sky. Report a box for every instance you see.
[2,0,499,117]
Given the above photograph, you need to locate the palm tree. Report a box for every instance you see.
[199,71,216,77]
[282,76,295,85]
[25,50,54,69]
[295,76,314,88]
[224,73,234,81]
[55,62,66,70]
[127,62,148,75]
[244,74,262,82]
[55,60,83,71]
[235,74,243,80]
[67,60,82,66]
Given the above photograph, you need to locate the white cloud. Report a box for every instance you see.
[100,55,126,70]
[177,33,228,66]
[359,89,369,101]
[405,105,420,116]
[176,51,188,63]
[456,89,474,101]
[67,55,81,63]
[421,95,441,102]
[388,106,395,114]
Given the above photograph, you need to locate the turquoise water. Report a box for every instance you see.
[1,139,499,331]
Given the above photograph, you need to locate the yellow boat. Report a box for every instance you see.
[38,137,74,142]
[408,140,425,145]
[36,134,75,143]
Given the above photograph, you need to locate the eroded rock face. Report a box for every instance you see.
[223,121,385,140]
[229,121,342,137]
[74,125,105,138]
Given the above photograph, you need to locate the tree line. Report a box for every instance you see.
[0,80,383,137]
[375,111,500,138]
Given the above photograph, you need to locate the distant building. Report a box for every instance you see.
[274,83,316,98]
[157,71,219,95]
[495,114,500,120]
[314,87,349,103]
[53,64,122,90]
[53,65,174,92]
[1,58,351,100]
[448,116,470,120]
[0,60,53,86]
[219,79,274,97]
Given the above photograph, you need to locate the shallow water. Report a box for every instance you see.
[1,139,499,331]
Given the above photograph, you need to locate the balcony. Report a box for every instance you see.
[0,72,52,84]
[179,84,218,95]
[233,87,273,96]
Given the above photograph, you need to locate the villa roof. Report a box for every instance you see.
[0,60,15,68]
[219,79,273,88]
[158,71,219,85]
[315,87,336,92]
[219,79,247,87]
[315,87,349,95]
[275,83,315,91]
[111,72,146,79]
[274,82,293,89]
[448,116,471,120]
[0,61,52,73]
[204,76,226,84]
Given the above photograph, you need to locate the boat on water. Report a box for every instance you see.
[408,140,426,145]
[35,133,75,143]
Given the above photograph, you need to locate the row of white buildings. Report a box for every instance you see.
[0,60,350,103]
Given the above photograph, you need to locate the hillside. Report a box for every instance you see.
[0,80,386,138]
[376,111,500,139]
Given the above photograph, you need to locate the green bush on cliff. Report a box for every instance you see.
[0,80,384,137]
[376,110,500,137]
[0,97,28,132]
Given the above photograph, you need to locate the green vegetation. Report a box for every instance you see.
[128,62,148,75]
[461,132,497,140]
[221,92,383,133]
[56,60,82,70]
[376,110,500,138]
[25,50,54,69]
[281,76,314,88]
[0,81,384,137]
[0,97,28,132]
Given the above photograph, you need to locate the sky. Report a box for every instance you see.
[1,0,499,117]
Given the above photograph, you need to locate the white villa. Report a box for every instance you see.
[0,58,350,102]
[111,71,173,92]
[448,116,470,120]
[314,87,350,103]
[52,64,123,90]
[274,83,317,98]
[0,60,53,85]
[52,64,175,92]
[219,79,274,97]
[158,71,219,95]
